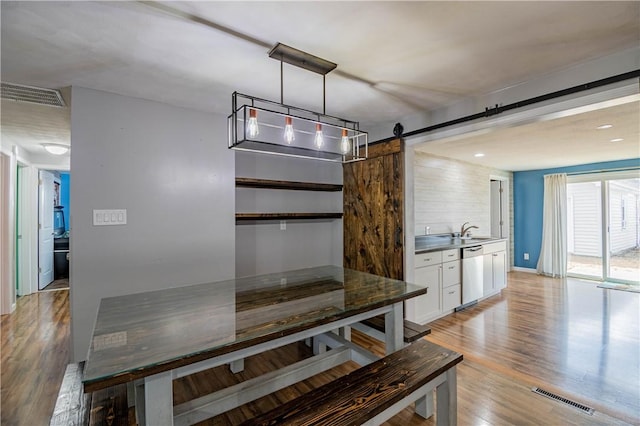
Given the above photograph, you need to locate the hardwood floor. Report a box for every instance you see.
[427,272,640,424]
[1,290,70,426]
[1,272,638,425]
[41,278,69,291]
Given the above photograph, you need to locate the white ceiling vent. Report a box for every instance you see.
[1,82,65,107]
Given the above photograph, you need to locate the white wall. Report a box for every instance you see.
[70,87,235,361]
[0,151,17,315]
[414,152,512,236]
[235,151,343,277]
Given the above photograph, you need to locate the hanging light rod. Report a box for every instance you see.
[268,43,337,75]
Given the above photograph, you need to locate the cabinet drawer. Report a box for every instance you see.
[442,249,460,261]
[443,284,461,311]
[442,260,460,287]
[483,241,506,254]
[415,251,443,266]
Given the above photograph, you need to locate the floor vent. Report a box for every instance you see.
[1,82,65,107]
[531,387,594,415]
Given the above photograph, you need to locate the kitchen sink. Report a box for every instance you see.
[460,236,493,243]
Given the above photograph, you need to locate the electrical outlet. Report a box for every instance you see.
[524,253,529,260]
[280,220,286,230]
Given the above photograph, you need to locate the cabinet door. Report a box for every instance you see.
[442,284,461,311]
[483,253,494,296]
[493,251,507,290]
[442,260,460,287]
[413,265,441,323]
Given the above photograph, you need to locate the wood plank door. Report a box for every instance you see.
[343,139,404,280]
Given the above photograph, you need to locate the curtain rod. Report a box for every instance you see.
[564,166,640,176]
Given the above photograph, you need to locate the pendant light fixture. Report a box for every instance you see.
[228,43,368,163]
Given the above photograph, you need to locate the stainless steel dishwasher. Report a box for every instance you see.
[462,245,484,304]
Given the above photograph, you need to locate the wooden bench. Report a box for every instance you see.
[50,362,129,426]
[241,338,463,426]
[363,314,431,343]
[349,314,431,346]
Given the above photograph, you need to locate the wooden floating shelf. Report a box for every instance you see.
[236,213,343,221]
[236,178,343,192]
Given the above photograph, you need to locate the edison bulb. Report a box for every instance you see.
[284,116,295,144]
[314,123,324,148]
[247,109,259,138]
[340,129,350,154]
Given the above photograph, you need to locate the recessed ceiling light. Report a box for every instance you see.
[474,153,485,157]
[610,138,624,142]
[597,124,613,130]
[42,143,69,155]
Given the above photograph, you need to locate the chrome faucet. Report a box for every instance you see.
[460,222,479,237]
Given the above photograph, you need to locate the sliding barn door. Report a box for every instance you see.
[343,139,404,279]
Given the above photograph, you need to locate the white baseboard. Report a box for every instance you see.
[512,266,537,274]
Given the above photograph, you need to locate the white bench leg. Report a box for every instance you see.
[229,359,244,373]
[312,336,327,354]
[144,371,174,426]
[436,367,457,426]
[384,302,404,354]
[339,325,351,341]
[415,390,435,419]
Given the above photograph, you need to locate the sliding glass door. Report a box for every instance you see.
[607,178,640,282]
[567,181,603,279]
[567,172,639,284]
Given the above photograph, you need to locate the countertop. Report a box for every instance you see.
[415,235,507,254]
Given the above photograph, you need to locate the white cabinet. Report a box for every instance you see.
[482,241,507,297]
[412,264,441,323]
[442,284,462,311]
[409,248,461,324]
[441,249,461,311]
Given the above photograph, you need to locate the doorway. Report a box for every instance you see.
[38,170,70,291]
[567,171,640,284]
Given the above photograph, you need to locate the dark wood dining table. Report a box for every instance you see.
[82,265,427,425]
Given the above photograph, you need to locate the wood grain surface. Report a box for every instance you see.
[235,178,343,192]
[235,213,343,221]
[82,266,424,393]
[3,273,637,425]
[343,139,404,279]
[240,339,462,426]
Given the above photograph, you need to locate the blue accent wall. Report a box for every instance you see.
[60,172,70,231]
[513,158,640,269]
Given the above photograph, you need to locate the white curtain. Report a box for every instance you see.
[537,173,567,277]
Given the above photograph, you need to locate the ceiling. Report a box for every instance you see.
[1,1,638,170]
[415,100,640,171]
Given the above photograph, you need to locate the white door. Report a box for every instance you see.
[38,171,55,289]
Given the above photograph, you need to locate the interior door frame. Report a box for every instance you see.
[490,174,511,271]
[17,163,38,296]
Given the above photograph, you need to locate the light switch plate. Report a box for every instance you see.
[93,209,127,226]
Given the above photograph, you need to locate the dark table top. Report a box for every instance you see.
[82,265,426,391]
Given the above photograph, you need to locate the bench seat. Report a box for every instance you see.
[360,314,431,343]
[241,338,463,426]
[50,362,129,426]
